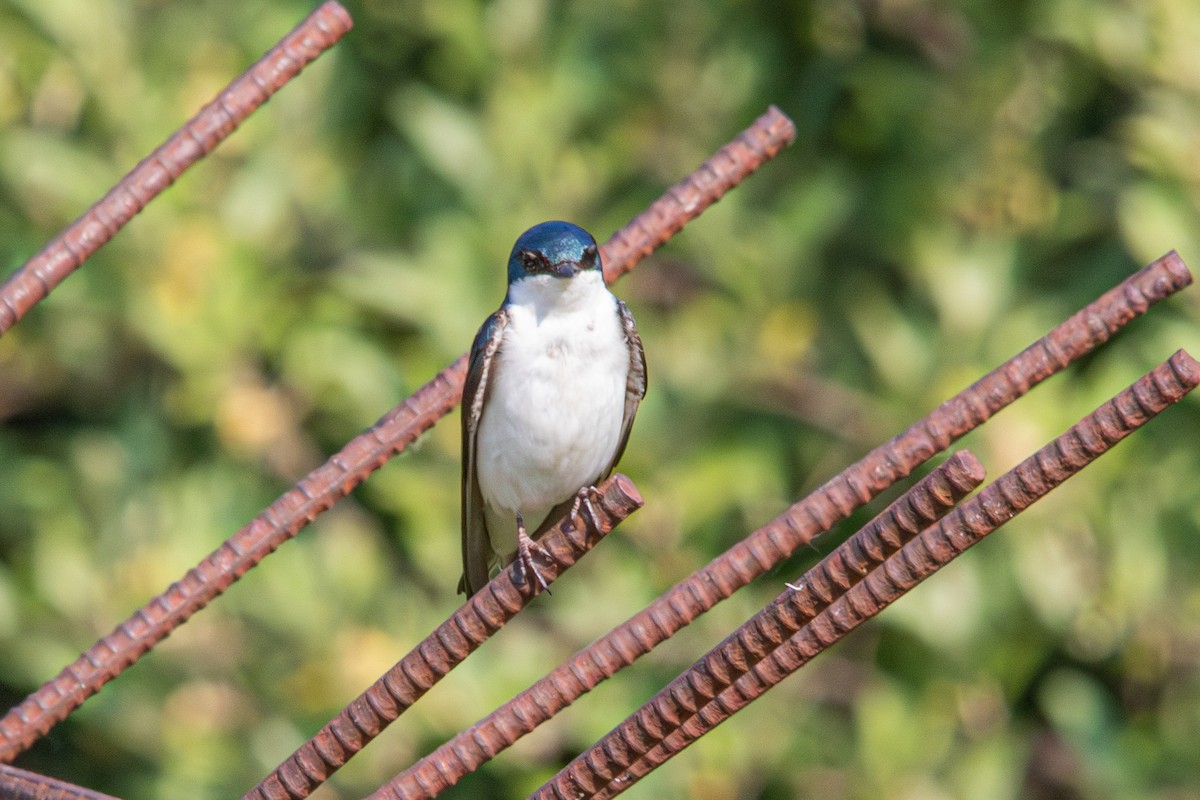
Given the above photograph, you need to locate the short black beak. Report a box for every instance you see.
[551,261,581,278]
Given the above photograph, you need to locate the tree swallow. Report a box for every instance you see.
[459,221,647,595]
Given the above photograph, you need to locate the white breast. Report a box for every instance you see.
[475,270,630,561]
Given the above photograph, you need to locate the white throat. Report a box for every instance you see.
[506,270,610,322]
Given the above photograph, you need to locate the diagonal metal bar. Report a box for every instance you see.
[533,452,982,799]
[0,356,464,764]
[0,765,121,800]
[372,251,1193,800]
[0,1,353,337]
[545,349,1200,800]
[600,106,795,285]
[0,107,798,763]
[245,475,643,800]
[540,451,988,798]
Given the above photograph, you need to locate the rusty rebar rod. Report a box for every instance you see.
[0,1,353,337]
[0,354,464,764]
[245,475,643,800]
[372,453,981,800]
[600,106,795,285]
[546,451,987,795]
[0,765,121,800]
[0,108,797,763]
[540,350,1200,800]
[374,251,1192,800]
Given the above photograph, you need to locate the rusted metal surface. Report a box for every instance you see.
[774,450,985,602]
[0,355,465,764]
[1,11,1192,789]
[0,2,353,337]
[0,107,798,763]
[601,105,796,284]
[375,452,982,800]
[245,475,642,800]
[0,765,122,800]
[535,350,1200,800]
[369,252,1193,800]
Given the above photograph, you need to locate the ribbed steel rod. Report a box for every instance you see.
[0,765,122,800]
[0,1,353,336]
[540,350,1200,800]
[246,476,643,800]
[601,106,795,284]
[0,107,798,764]
[374,251,1192,800]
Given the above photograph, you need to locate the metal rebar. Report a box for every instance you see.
[374,251,1192,800]
[600,106,795,284]
[245,475,642,800]
[0,1,353,337]
[544,350,1200,800]
[0,107,797,763]
[528,452,983,800]
[0,765,122,800]
[375,452,980,800]
[0,356,464,764]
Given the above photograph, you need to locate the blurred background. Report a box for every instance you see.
[2,0,1200,797]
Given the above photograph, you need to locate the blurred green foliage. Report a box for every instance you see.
[1,0,1200,798]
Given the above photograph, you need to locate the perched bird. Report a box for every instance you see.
[459,221,646,595]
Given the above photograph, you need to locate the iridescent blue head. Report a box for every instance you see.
[506,221,601,285]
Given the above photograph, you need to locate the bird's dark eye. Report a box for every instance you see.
[519,250,541,269]
[580,245,598,268]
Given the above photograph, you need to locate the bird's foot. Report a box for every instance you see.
[514,512,552,594]
[567,485,605,533]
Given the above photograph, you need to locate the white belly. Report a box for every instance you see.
[475,278,630,561]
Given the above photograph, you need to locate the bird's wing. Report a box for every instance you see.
[604,297,647,477]
[458,308,509,596]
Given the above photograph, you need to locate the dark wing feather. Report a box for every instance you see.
[604,298,646,477]
[458,308,509,595]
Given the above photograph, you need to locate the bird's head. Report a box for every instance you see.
[506,221,601,285]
